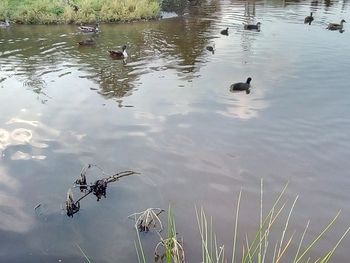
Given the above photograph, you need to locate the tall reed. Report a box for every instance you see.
[135,181,350,263]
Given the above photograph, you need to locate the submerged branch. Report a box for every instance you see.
[107,170,141,183]
[65,164,140,217]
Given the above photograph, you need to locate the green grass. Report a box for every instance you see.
[195,182,350,263]
[134,206,185,263]
[0,0,161,24]
[135,181,350,263]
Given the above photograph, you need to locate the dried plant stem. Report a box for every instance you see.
[74,170,139,205]
[75,243,92,263]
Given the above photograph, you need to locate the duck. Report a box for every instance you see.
[206,44,215,54]
[327,19,346,30]
[78,24,99,33]
[0,20,10,28]
[304,12,314,24]
[230,77,252,94]
[78,38,96,46]
[244,22,261,31]
[109,45,128,59]
[220,27,229,36]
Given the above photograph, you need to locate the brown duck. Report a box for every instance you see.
[327,19,346,30]
[109,45,128,59]
[78,38,96,46]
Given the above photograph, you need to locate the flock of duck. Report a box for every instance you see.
[0,12,347,94]
[77,24,128,59]
[214,13,346,94]
[304,12,346,30]
[0,21,128,59]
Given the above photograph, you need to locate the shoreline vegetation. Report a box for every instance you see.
[131,183,350,263]
[0,0,187,25]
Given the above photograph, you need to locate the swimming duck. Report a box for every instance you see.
[109,45,128,59]
[220,28,229,35]
[0,20,10,27]
[244,22,261,31]
[230,77,252,94]
[78,38,96,46]
[327,19,346,30]
[78,24,99,33]
[206,44,215,54]
[304,12,314,24]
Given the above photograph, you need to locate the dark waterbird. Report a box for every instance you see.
[206,44,215,54]
[304,12,314,25]
[78,38,96,46]
[230,77,252,94]
[327,19,346,30]
[221,27,229,35]
[244,22,261,31]
[109,45,128,59]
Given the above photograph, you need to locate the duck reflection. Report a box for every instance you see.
[0,1,220,104]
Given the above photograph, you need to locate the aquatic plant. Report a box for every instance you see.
[195,181,350,263]
[134,181,350,263]
[133,206,185,263]
[65,164,139,217]
[154,207,185,263]
[129,208,165,232]
[66,188,81,217]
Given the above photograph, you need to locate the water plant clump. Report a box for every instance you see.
[66,188,80,217]
[129,208,165,232]
[154,236,185,263]
[64,163,139,217]
[133,206,186,263]
[90,179,108,201]
[133,181,350,263]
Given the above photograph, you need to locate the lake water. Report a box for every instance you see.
[1,0,350,262]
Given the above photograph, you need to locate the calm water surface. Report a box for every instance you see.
[1,0,350,262]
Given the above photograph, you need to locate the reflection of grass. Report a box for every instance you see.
[0,0,160,24]
[135,182,350,263]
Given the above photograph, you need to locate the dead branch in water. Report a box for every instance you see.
[65,164,139,217]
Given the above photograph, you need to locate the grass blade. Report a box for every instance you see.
[295,211,341,263]
[232,189,242,263]
[75,243,92,263]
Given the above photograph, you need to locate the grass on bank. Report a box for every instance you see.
[0,0,161,24]
[134,181,350,263]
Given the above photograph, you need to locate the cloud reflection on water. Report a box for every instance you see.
[0,166,34,233]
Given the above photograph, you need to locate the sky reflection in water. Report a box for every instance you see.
[1,0,350,262]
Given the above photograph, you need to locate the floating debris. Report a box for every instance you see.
[34,203,41,210]
[75,165,88,192]
[66,188,80,217]
[90,179,107,201]
[64,164,139,217]
[128,208,164,232]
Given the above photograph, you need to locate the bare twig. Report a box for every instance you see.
[128,208,165,232]
[65,164,140,217]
